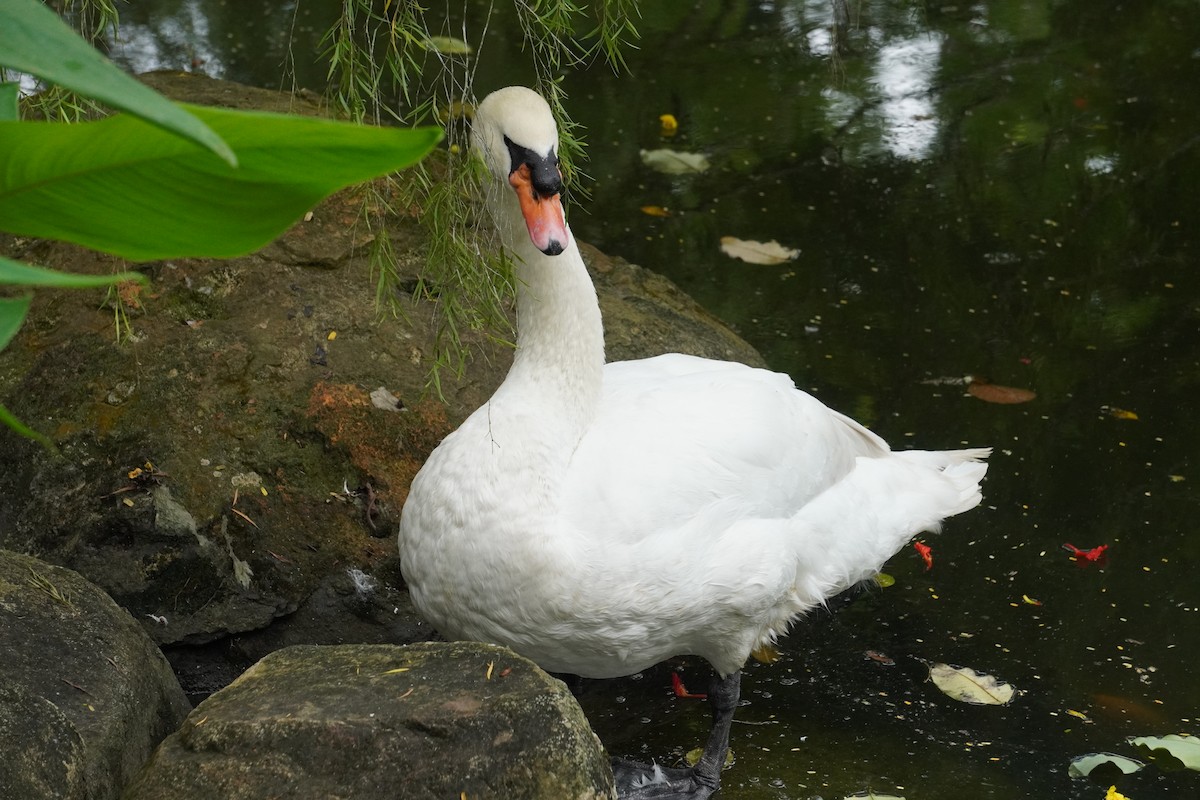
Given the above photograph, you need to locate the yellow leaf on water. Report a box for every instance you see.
[659,113,679,137]
[1108,407,1139,420]
[1106,786,1130,800]
[719,236,800,265]
[751,643,780,664]
[928,663,1015,705]
[640,205,672,217]
[640,148,710,175]
[1022,594,1043,606]
[423,36,472,54]
[380,667,410,675]
[874,572,896,588]
[1066,709,1091,721]
[327,330,337,341]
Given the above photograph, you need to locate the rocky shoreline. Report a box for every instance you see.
[0,72,765,799]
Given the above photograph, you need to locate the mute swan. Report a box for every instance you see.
[399,86,990,799]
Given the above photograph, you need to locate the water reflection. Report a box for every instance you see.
[873,34,942,160]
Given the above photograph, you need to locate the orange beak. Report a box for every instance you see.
[509,163,569,255]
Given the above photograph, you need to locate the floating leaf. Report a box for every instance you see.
[751,643,781,664]
[423,35,472,54]
[719,236,799,265]
[640,205,672,217]
[640,148,709,175]
[1129,734,1200,771]
[874,572,895,588]
[659,113,679,137]
[1021,594,1043,606]
[928,663,1015,705]
[1068,752,1144,779]
[685,747,734,768]
[1107,406,1139,420]
[1066,709,1091,722]
[1106,786,1130,800]
[913,540,933,571]
[967,379,1037,404]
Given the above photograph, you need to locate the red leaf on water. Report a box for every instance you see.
[967,378,1037,404]
[914,541,934,571]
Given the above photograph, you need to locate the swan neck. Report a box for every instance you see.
[508,234,604,405]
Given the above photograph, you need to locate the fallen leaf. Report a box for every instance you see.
[751,643,781,664]
[1063,542,1109,565]
[685,747,734,768]
[1067,752,1144,778]
[672,672,707,699]
[1066,709,1091,721]
[640,148,710,175]
[640,205,672,217]
[928,663,1015,705]
[966,379,1037,404]
[659,113,679,137]
[874,572,895,588]
[1129,734,1200,771]
[1022,594,1043,606]
[1106,786,1130,800]
[864,650,895,666]
[380,667,410,675]
[719,236,799,265]
[1107,406,1139,420]
[423,35,472,54]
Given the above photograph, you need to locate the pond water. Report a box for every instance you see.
[107,1,1199,798]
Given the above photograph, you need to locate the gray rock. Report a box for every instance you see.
[124,643,616,800]
[0,550,190,800]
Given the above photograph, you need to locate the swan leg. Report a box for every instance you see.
[612,671,741,799]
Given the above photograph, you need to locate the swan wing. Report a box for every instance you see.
[560,353,888,542]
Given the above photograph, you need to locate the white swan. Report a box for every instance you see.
[399,86,990,799]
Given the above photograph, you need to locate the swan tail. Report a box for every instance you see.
[782,446,991,610]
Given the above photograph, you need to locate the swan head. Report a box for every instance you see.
[472,87,569,256]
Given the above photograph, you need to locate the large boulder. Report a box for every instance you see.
[123,642,616,800]
[0,550,190,800]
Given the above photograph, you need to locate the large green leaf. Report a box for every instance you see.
[0,105,443,261]
[0,255,147,288]
[0,294,32,351]
[0,0,235,165]
[0,83,17,121]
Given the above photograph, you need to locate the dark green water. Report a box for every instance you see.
[110,2,1199,798]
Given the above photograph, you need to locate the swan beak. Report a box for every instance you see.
[509,163,569,256]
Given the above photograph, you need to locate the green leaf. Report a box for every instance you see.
[0,255,147,289]
[0,0,235,165]
[424,36,473,55]
[0,105,443,261]
[0,398,55,451]
[0,293,32,350]
[1129,734,1200,771]
[0,83,17,121]
[1067,752,1145,779]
